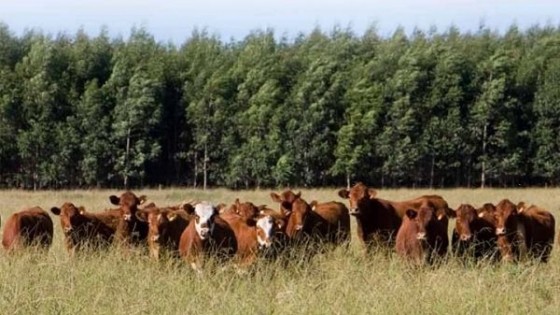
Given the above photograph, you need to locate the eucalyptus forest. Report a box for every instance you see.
[0,23,559,189]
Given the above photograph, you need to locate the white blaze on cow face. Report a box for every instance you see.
[256,215,274,248]
[194,203,216,240]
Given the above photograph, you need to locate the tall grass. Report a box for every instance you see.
[0,188,559,314]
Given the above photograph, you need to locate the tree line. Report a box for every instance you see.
[0,22,559,189]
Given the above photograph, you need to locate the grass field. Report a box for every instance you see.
[0,188,559,314]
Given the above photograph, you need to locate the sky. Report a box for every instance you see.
[1,0,559,43]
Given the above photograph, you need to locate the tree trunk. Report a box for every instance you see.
[203,142,208,191]
[429,154,435,189]
[124,127,131,189]
[481,123,487,189]
[346,173,350,190]
[193,151,198,189]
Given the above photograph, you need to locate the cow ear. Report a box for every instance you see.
[281,201,292,215]
[270,192,282,203]
[235,198,241,207]
[136,210,149,222]
[338,189,350,199]
[138,195,147,205]
[50,207,61,215]
[275,218,286,230]
[78,206,86,215]
[215,203,227,213]
[448,209,457,218]
[295,191,301,199]
[109,195,120,205]
[143,202,156,209]
[367,188,377,199]
[167,211,178,222]
[517,202,526,213]
[246,218,257,227]
[310,200,318,211]
[405,209,417,219]
[231,201,239,214]
[182,203,195,215]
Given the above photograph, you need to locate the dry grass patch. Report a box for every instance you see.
[0,188,559,314]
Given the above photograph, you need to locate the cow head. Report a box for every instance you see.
[494,199,518,236]
[405,206,434,242]
[337,182,377,215]
[109,191,147,222]
[136,207,187,258]
[283,198,311,239]
[255,215,276,249]
[453,204,477,241]
[516,202,528,213]
[258,208,287,234]
[192,202,217,240]
[477,203,497,224]
[50,202,87,234]
[270,190,301,216]
[231,199,260,220]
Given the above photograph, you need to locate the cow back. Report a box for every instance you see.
[2,207,53,251]
[310,201,351,244]
[519,205,555,262]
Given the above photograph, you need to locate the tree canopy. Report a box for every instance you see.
[0,23,559,189]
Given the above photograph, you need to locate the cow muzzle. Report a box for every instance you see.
[349,208,360,215]
[63,226,73,233]
[496,227,506,236]
[294,224,303,231]
[460,234,472,241]
[199,228,210,240]
[123,214,132,221]
[151,234,160,242]
[416,232,426,240]
[258,239,272,249]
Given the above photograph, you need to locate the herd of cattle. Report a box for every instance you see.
[0,182,556,270]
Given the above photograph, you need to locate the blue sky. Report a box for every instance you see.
[1,0,559,43]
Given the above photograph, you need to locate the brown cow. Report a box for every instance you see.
[516,201,555,262]
[179,202,237,272]
[450,203,498,261]
[109,191,149,246]
[136,203,193,259]
[227,199,287,239]
[338,182,450,252]
[2,207,53,251]
[271,191,350,246]
[226,199,262,221]
[395,206,447,264]
[51,202,120,253]
[494,199,527,262]
[220,212,279,268]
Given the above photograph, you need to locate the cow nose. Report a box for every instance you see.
[460,234,472,241]
[123,214,132,221]
[496,228,506,236]
[199,229,209,239]
[295,224,303,231]
[151,234,160,242]
[259,240,272,249]
[64,226,73,232]
[349,208,359,215]
[416,232,426,240]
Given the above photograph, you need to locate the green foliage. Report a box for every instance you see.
[0,23,559,188]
